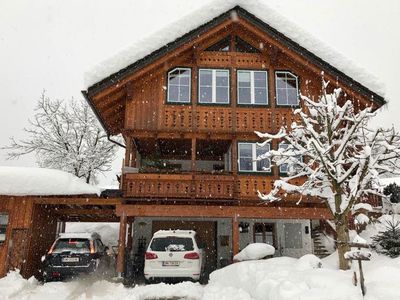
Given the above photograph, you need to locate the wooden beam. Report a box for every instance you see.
[116,204,332,220]
[52,209,115,216]
[232,215,240,255]
[191,137,196,171]
[32,198,120,205]
[125,136,132,167]
[116,212,127,276]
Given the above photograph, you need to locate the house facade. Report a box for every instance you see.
[83,6,384,276]
[0,5,385,279]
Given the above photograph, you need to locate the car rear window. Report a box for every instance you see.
[53,238,91,253]
[150,236,194,252]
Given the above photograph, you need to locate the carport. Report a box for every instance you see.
[115,204,331,276]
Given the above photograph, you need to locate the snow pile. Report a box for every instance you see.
[84,0,384,96]
[0,166,101,196]
[208,253,400,300]
[234,243,275,261]
[65,222,119,247]
[0,271,37,299]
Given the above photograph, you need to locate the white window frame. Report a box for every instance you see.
[237,70,268,105]
[275,71,299,106]
[167,67,191,103]
[238,142,271,173]
[198,69,230,104]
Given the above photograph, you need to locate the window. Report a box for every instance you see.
[235,36,260,53]
[150,237,194,252]
[167,68,191,103]
[205,36,231,52]
[237,70,268,105]
[279,143,289,174]
[199,69,229,104]
[0,214,8,243]
[275,71,299,106]
[279,143,302,175]
[52,238,91,254]
[238,142,271,172]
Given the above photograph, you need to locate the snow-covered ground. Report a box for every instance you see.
[2,215,400,300]
[1,252,399,300]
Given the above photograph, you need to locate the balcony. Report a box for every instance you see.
[123,173,235,200]
[122,172,317,205]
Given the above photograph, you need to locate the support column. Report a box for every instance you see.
[232,215,240,257]
[116,212,127,277]
[124,136,132,167]
[131,140,137,168]
[126,218,134,254]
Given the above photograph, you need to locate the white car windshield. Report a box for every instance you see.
[150,237,194,252]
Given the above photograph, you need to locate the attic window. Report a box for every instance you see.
[205,36,260,53]
[205,36,231,52]
[235,37,260,53]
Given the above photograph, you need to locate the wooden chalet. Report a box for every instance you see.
[0,5,385,279]
[82,5,384,276]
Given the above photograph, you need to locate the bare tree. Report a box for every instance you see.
[2,92,119,184]
[256,80,400,270]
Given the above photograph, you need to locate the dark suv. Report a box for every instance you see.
[42,232,111,282]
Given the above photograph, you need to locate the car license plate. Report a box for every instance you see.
[62,257,79,263]
[162,261,180,266]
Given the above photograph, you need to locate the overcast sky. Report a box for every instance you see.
[1,0,399,186]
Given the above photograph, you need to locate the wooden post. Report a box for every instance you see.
[116,212,127,277]
[126,218,134,253]
[131,139,137,168]
[125,136,132,167]
[232,215,240,256]
[232,138,238,174]
[191,137,196,172]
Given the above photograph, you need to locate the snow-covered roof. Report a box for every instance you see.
[58,232,100,240]
[380,177,400,187]
[84,0,384,98]
[0,166,101,196]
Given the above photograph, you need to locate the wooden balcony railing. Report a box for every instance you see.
[128,101,300,134]
[122,173,318,204]
[123,173,235,200]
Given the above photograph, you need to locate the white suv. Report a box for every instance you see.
[144,230,205,282]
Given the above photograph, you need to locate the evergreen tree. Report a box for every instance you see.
[383,183,400,203]
[372,219,400,257]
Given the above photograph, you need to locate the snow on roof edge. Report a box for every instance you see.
[0,166,102,197]
[84,0,385,97]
